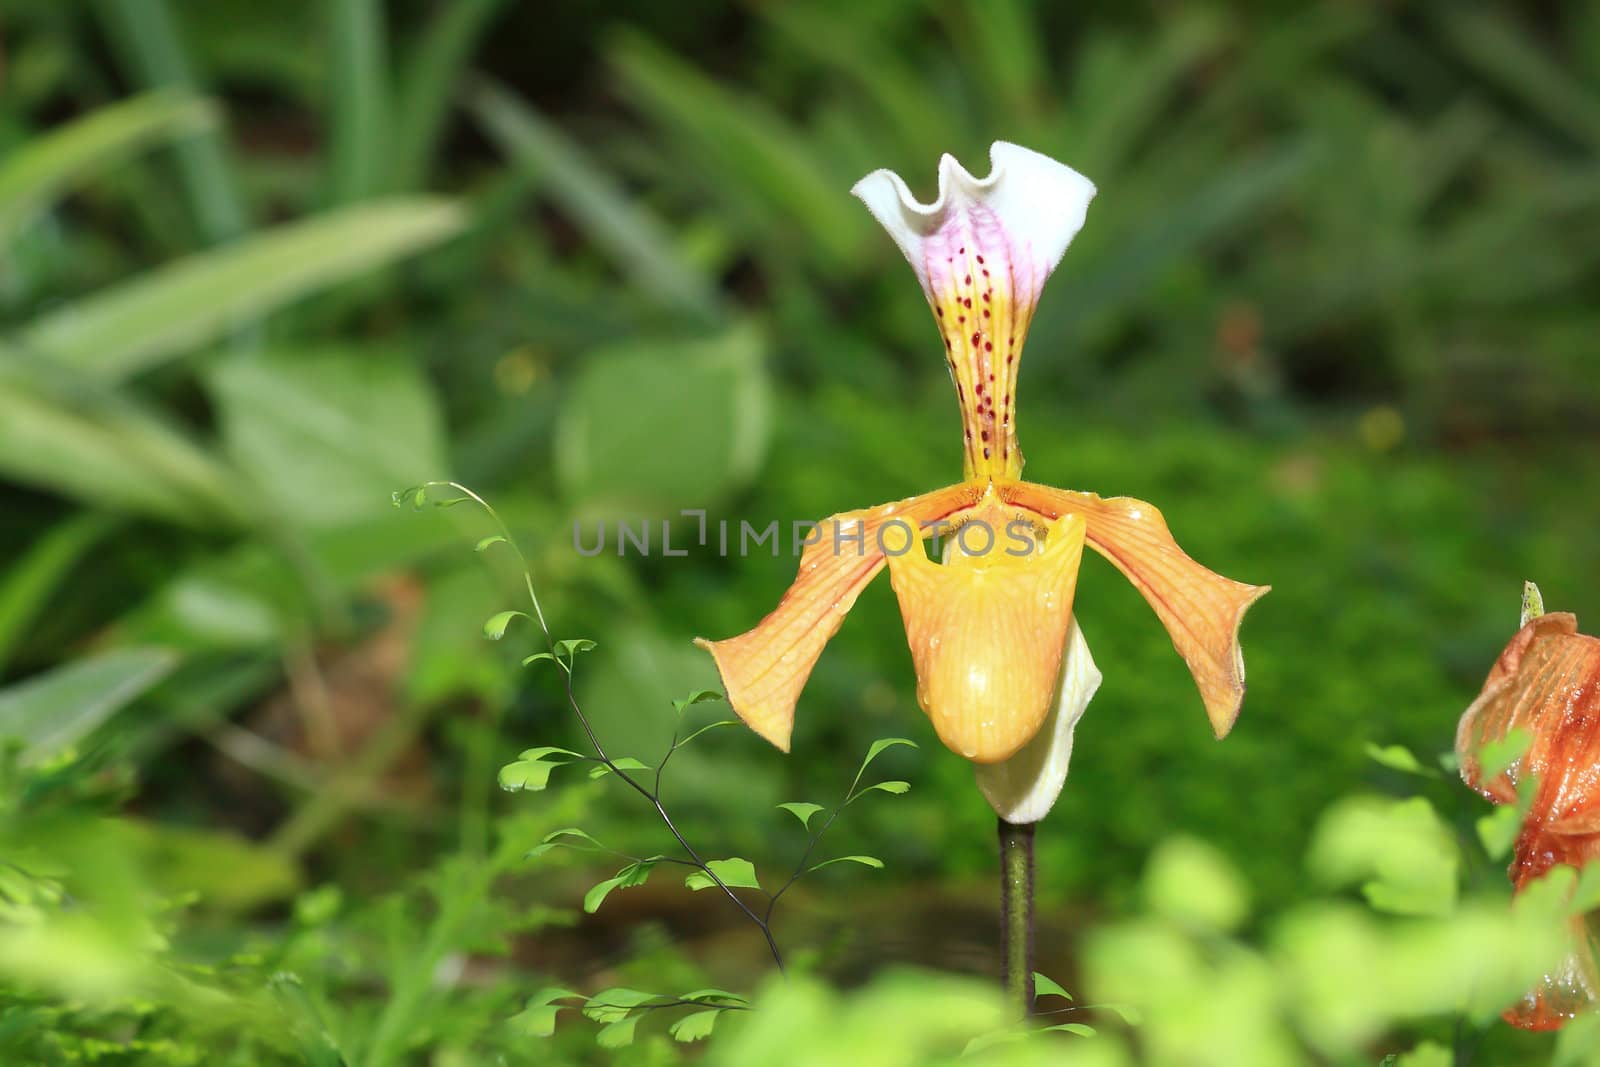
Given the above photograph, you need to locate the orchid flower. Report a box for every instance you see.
[697,142,1268,823]
[1457,583,1600,1031]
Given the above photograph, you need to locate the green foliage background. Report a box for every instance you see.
[1,0,1598,1062]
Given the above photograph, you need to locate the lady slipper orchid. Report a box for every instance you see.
[696,142,1268,819]
[1457,584,1600,1031]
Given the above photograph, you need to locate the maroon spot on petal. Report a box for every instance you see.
[959,246,966,254]
[971,332,981,345]
[975,254,985,264]
[965,275,972,285]
[982,309,991,318]
[935,306,943,317]
[982,269,991,278]
[1003,393,1010,403]
[985,340,993,351]
[981,430,989,441]
[983,291,991,301]
[1006,354,1015,364]
[963,298,972,308]
[983,447,991,459]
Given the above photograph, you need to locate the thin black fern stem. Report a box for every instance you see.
[420,482,786,972]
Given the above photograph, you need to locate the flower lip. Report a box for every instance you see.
[850,141,1097,232]
[850,141,1097,299]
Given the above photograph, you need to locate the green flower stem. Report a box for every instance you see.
[998,817,1036,1019]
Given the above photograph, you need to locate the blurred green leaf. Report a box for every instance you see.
[610,31,864,267]
[209,348,448,529]
[668,1008,723,1042]
[0,648,177,764]
[22,199,464,380]
[391,0,506,189]
[0,90,215,246]
[1143,836,1250,932]
[326,0,390,203]
[555,324,771,513]
[1365,742,1439,779]
[0,513,112,672]
[0,366,246,525]
[1309,797,1459,916]
[93,1,250,242]
[1479,728,1533,782]
[125,820,299,911]
[471,78,722,319]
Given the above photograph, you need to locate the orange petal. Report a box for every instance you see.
[1456,612,1600,812]
[1000,482,1269,738]
[883,506,1087,763]
[694,483,982,752]
[1503,908,1600,1031]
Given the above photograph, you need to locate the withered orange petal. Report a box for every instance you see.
[1456,612,1600,808]
[884,511,1087,764]
[694,482,983,752]
[1503,911,1600,1031]
[999,482,1269,738]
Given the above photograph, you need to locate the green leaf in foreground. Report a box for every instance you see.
[514,987,580,1037]
[777,801,824,828]
[673,688,724,714]
[581,988,656,1023]
[498,747,585,793]
[685,858,760,891]
[669,1009,723,1042]
[589,757,651,779]
[1033,972,1073,1002]
[1479,728,1533,782]
[585,862,654,913]
[809,855,884,872]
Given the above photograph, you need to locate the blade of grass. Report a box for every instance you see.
[468,78,722,321]
[1435,7,1600,150]
[93,0,251,242]
[0,513,116,673]
[20,198,465,380]
[391,0,508,190]
[0,361,248,525]
[610,30,863,268]
[0,90,216,247]
[326,0,391,203]
[0,648,178,765]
